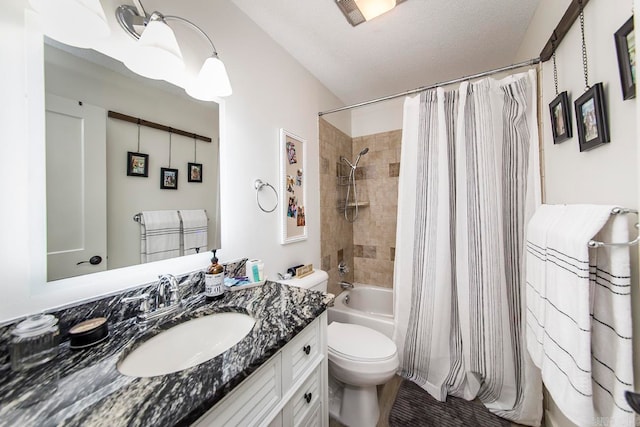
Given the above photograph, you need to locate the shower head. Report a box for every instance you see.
[354,147,369,167]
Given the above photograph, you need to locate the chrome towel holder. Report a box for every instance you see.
[588,207,639,248]
[254,179,278,213]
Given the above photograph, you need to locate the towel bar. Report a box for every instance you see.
[133,210,209,223]
[588,207,639,248]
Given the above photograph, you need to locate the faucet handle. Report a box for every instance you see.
[122,293,151,314]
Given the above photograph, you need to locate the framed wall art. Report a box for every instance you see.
[188,162,203,183]
[160,167,179,190]
[549,91,572,144]
[280,128,307,244]
[614,16,636,100]
[127,151,149,177]
[574,83,610,152]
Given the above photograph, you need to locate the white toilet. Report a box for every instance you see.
[280,270,399,427]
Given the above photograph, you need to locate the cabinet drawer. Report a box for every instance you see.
[290,320,320,384]
[297,399,321,427]
[292,366,321,426]
[194,354,282,427]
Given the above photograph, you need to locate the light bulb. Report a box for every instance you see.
[123,18,185,81]
[185,55,232,100]
[354,0,396,21]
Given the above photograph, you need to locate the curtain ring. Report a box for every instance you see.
[254,179,278,213]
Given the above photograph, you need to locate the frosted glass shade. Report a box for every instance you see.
[124,19,185,81]
[185,55,233,100]
[29,0,110,48]
[354,0,396,21]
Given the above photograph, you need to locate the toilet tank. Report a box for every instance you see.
[279,270,328,292]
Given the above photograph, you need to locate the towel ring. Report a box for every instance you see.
[254,179,278,213]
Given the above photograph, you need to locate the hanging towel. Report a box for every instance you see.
[525,204,566,367]
[589,214,634,426]
[525,204,635,427]
[178,209,208,255]
[140,210,181,263]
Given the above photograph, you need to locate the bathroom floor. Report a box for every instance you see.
[328,375,530,427]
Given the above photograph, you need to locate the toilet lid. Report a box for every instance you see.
[328,322,397,362]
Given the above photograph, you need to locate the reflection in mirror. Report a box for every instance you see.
[44,38,220,282]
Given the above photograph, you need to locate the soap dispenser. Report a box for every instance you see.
[205,249,225,300]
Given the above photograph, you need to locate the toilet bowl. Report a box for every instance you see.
[327,322,399,427]
[279,270,399,427]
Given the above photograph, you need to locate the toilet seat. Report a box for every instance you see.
[327,322,397,362]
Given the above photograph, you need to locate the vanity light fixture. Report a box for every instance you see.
[28,0,111,48]
[336,0,405,26]
[116,4,232,99]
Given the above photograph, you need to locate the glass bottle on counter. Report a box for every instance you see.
[10,313,60,371]
[205,249,225,300]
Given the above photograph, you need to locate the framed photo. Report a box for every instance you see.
[280,129,307,244]
[188,162,203,183]
[614,16,636,100]
[574,83,610,152]
[127,151,149,177]
[160,167,179,190]
[549,91,572,144]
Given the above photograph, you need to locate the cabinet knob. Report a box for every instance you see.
[303,345,311,355]
[304,392,312,404]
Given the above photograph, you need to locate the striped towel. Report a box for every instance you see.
[525,204,635,426]
[178,209,208,255]
[590,214,634,426]
[140,210,181,263]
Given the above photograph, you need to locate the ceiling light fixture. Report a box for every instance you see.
[336,0,405,26]
[116,4,232,99]
[28,0,111,48]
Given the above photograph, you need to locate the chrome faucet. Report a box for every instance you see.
[338,281,354,290]
[156,274,179,308]
[122,274,183,329]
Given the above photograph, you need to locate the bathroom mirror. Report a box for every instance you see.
[44,38,221,282]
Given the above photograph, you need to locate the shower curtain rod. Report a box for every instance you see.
[318,57,541,117]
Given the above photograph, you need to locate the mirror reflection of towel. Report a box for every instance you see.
[178,209,208,255]
[140,210,181,263]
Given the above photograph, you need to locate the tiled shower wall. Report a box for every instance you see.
[319,119,354,297]
[351,130,401,288]
[319,118,401,292]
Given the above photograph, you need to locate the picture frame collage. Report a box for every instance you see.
[548,15,634,152]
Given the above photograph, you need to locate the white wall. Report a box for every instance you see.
[350,98,404,137]
[516,1,639,426]
[0,0,344,322]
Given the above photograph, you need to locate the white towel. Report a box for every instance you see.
[590,215,634,426]
[140,210,181,263]
[525,204,566,366]
[178,209,208,255]
[525,204,635,426]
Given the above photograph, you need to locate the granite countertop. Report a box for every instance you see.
[0,281,332,427]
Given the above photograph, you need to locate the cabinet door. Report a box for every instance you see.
[282,318,321,390]
[292,366,322,426]
[194,354,282,427]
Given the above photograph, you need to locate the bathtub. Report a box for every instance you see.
[327,284,394,338]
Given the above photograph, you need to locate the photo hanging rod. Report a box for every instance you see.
[107,111,212,142]
[318,57,541,116]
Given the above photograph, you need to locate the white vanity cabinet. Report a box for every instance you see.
[194,312,328,427]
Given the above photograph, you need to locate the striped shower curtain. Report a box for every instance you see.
[393,70,543,425]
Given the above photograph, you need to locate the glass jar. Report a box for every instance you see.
[10,314,60,371]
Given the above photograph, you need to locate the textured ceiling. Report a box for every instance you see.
[230,0,541,105]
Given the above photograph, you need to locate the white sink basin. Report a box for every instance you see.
[117,312,255,377]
